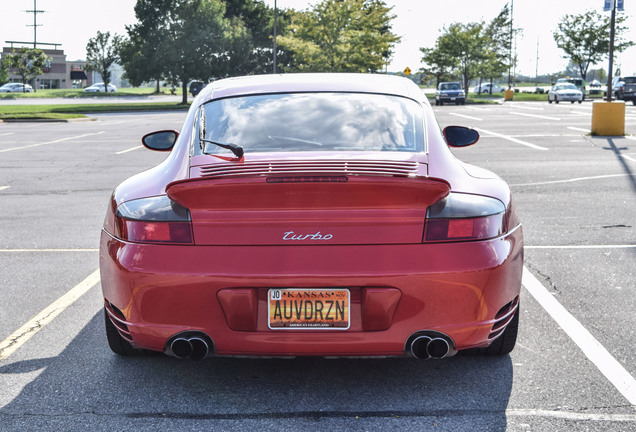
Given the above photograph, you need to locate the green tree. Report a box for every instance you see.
[277,0,400,73]
[479,4,513,92]
[419,42,456,87]
[0,59,9,84]
[223,0,291,75]
[122,0,250,104]
[3,48,50,92]
[120,0,173,91]
[436,22,488,93]
[162,0,249,103]
[85,31,124,92]
[553,9,633,81]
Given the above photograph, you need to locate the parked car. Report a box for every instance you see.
[616,76,636,105]
[556,78,586,99]
[435,82,465,105]
[473,83,504,94]
[84,83,117,92]
[0,82,33,93]
[189,80,205,97]
[100,73,523,361]
[548,83,583,104]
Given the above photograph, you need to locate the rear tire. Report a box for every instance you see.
[104,308,144,356]
[482,308,519,356]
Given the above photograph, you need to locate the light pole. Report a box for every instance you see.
[273,0,278,74]
[507,0,514,89]
[605,0,617,101]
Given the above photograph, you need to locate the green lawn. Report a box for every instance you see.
[0,87,182,100]
[0,101,190,120]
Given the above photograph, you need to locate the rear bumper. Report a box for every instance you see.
[100,226,523,357]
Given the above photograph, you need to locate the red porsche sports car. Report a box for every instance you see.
[100,73,523,360]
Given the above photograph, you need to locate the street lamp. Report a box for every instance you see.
[273,0,278,74]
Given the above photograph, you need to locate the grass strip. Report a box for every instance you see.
[0,102,190,120]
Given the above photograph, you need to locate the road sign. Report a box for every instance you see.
[403,67,411,76]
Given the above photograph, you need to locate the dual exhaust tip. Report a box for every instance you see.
[168,334,213,360]
[409,335,452,359]
[167,331,452,360]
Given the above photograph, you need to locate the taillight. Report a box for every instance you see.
[424,193,506,242]
[114,196,193,244]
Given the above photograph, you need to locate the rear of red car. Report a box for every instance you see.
[99,74,523,359]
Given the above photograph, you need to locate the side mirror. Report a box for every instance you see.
[142,130,179,151]
[443,126,479,148]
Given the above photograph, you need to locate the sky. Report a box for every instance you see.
[1,0,634,78]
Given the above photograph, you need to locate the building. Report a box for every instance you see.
[2,42,92,90]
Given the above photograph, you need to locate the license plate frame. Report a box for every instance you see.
[268,288,350,330]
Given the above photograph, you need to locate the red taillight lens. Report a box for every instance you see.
[114,196,193,244]
[425,193,506,242]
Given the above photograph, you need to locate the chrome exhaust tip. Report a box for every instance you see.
[427,337,450,359]
[189,337,209,361]
[170,338,193,359]
[406,331,455,359]
[410,336,432,359]
[167,332,214,359]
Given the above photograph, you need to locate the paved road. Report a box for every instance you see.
[0,103,634,431]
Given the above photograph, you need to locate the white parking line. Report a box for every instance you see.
[0,132,105,153]
[115,145,144,154]
[523,267,636,405]
[0,269,100,361]
[475,128,549,151]
[449,112,483,121]
[0,248,98,252]
[0,186,9,192]
[568,127,590,133]
[525,244,636,249]
[510,112,560,121]
[506,409,636,422]
[0,132,14,137]
[511,105,545,111]
[463,106,491,112]
[510,173,635,187]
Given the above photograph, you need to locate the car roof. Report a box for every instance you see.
[198,73,424,103]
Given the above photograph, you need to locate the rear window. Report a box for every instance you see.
[194,92,425,155]
[623,77,636,84]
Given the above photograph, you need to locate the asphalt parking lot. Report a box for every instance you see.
[0,101,635,431]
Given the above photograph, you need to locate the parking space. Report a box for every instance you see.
[0,107,634,430]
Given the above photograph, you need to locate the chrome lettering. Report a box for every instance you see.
[283,231,333,241]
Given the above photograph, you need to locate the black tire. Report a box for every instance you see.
[548,98,552,104]
[104,308,144,356]
[482,307,519,356]
[435,99,440,106]
[571,100,575,104]
[632,100,635,106]
[555,97,559,104]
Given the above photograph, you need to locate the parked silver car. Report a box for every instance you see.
[0,83,33,93]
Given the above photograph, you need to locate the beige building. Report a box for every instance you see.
[2,43,92,90]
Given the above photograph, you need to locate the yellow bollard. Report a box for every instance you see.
[591,101,625,136]
[504,89,514,101]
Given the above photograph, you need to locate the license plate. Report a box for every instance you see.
[268,288,350,330]
[450,97,456,101]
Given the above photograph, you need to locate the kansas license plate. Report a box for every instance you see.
[268,288,350,330]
